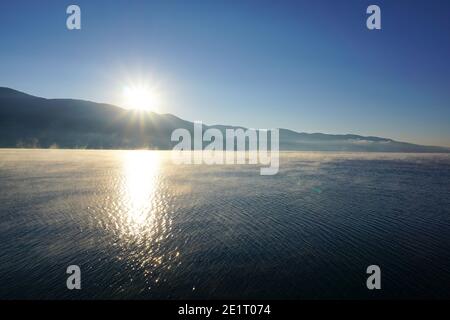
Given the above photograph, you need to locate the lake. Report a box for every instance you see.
[0,149,450,299]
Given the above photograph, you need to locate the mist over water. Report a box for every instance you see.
[0,149,450,299]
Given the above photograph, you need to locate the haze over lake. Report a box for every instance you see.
[1,149,449,299]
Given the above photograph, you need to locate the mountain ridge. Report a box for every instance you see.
[0,87,448,152]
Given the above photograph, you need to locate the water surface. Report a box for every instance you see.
[1,149,450,299]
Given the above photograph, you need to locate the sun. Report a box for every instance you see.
[123,85,159,111]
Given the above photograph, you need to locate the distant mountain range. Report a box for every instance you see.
[0,87,448,152]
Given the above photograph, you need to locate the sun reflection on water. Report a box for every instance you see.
[111,151,179,287]
[122,151,161,235]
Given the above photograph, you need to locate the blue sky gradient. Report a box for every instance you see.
[1,0,449,146]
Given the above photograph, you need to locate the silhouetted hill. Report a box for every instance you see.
[0,87,448,152]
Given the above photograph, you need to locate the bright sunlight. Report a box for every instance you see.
[122,85,160,111]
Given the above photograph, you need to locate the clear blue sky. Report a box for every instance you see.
[1,0,449,147]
